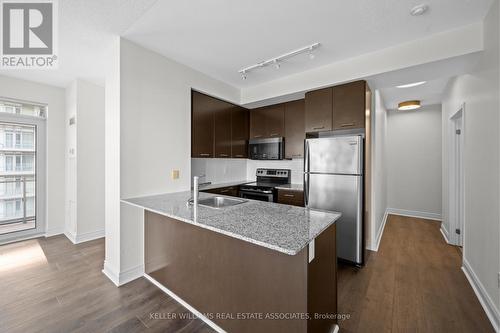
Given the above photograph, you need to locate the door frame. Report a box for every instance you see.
[0,112,47,245]
[448,103,465,246]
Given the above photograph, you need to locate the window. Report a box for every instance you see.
[5,133,12,148]
[0,100,46,118]
[22,132,34,149]
[15,156,21,171]
[5,156,13,171]
[15,133,21,148]
[22,155,34,171]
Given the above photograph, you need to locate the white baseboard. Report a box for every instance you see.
[462,258,500,332]
[102,261,144,287]
[386,208,442,221]
[369,210,389,252]
[373,210,389,252]
[64,230,77,244]
[144,273,227,333]
[440,225,450,244]
[64,229,104,244]
[45,227,64,237]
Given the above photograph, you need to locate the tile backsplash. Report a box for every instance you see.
[191,158,304,185]
[191,158,247,185]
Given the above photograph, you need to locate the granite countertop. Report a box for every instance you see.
[122,191,340,256]
[196,180,251,191]
[274,183,304,191]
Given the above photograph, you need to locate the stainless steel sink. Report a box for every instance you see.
[197,196,247,209]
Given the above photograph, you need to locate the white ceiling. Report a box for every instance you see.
[124,0,493,88]
[368,52,481,109]
[0,0,493,90]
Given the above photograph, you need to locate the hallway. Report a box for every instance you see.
[338,214,493,332]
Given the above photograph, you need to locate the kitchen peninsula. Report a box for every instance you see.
[123,191,341,333]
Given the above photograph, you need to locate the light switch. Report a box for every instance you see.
[171,170,180,180]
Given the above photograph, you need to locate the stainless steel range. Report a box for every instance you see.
[239,168,291,202]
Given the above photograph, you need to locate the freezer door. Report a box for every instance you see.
[305,136,363,175]
[305,173,363,264]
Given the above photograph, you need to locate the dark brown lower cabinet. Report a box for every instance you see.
[277,189,305,207]
[145,211,337,333]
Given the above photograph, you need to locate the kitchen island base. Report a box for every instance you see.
[144,211,338,333]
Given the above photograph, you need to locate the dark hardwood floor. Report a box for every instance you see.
[0,214,493,332]
[0,235,213,333]
[338,214,494,333]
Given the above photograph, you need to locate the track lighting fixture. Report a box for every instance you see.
[238,42,320,79]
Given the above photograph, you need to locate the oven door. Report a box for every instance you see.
[239,189,274,202]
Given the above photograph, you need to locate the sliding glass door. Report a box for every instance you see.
[0,99,46,244]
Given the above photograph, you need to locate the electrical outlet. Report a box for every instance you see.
[171,170,180,180]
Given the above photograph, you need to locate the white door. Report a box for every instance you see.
[0,109,46,244]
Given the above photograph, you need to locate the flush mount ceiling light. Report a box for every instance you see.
[410,4,429,16]
[238,42,320,79]
[398,100,421,111]
[396,81,427,88]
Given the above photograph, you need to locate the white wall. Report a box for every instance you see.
[370,90,388,250]
[65,79,105,244]
[104,38,240,285]
[442,0,500,324]
[76,80,105,238]
[0,75,66,237]
[65,81,77,239]
[386,105,442,218]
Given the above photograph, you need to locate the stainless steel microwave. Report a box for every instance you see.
[248,137,284,160]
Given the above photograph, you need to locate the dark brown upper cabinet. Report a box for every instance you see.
[231,106,249,158]
[192,90,249,159]
[249,104,285,139]
[333,81,366,130]
[191,91,215,158]
[249,107,268,139]
[214,102,232,158]
[265,104,285,138]
[284,100,305,159]
[305,87,333,133]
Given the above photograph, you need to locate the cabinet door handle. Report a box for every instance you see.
[220,189,229,193]
[283,194,295,198]
[270,133,279,136]
[199,153,210,157]
[292,154,302,158]
[219,154,229,157]
[313,126,325,130]
[340,123,355,127]
[235,154,244,158]
[253,135,263,138]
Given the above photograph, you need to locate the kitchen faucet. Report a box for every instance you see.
[190,174,206,206]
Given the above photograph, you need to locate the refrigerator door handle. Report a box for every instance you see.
[304,172,310,207]
[304,140,310,173]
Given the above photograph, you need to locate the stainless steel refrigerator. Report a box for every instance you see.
[304,135,364,265]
